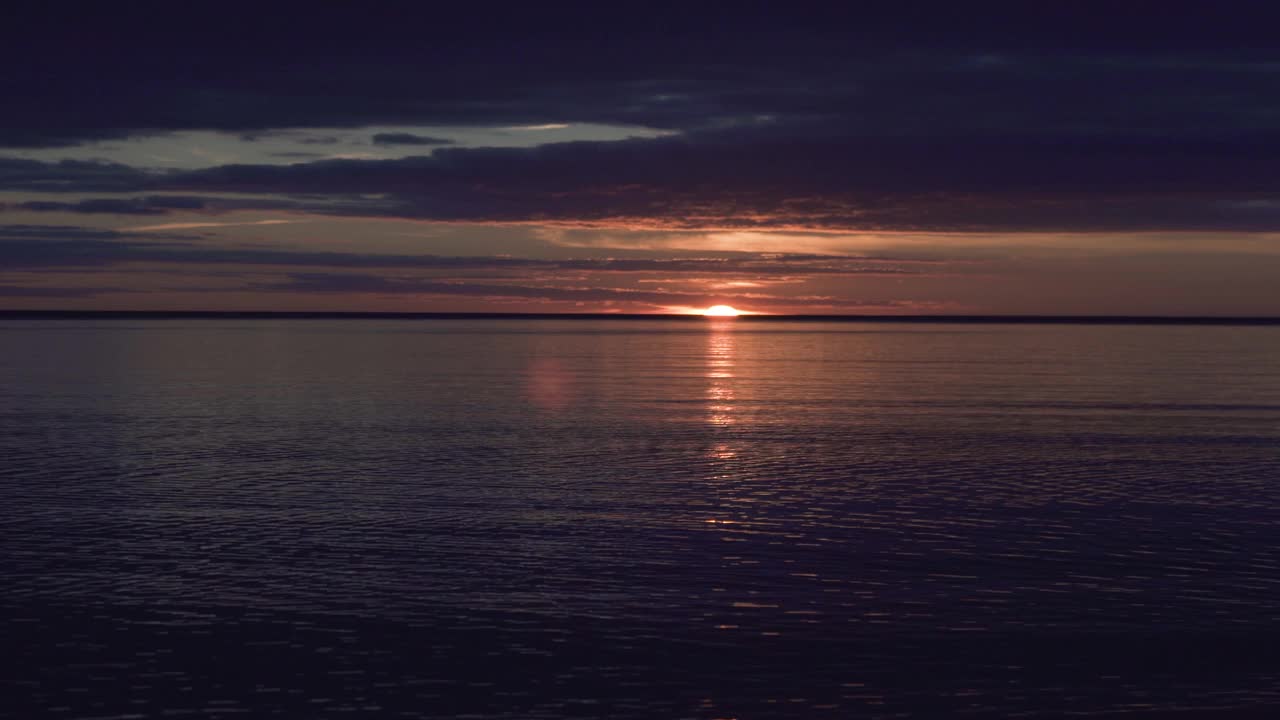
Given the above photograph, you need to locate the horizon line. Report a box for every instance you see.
[2,310,1278,325]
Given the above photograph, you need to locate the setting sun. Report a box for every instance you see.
[702,305,741,317]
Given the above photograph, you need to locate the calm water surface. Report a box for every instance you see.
[3,318,1280,718]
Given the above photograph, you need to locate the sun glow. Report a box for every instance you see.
[702,305,742,317]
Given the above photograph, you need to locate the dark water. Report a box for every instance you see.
[4,318,1280,718]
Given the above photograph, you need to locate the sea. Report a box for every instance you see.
[3,316,1279,718]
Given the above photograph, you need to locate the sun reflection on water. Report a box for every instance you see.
[704,321,751,617]
[705,323,737,427]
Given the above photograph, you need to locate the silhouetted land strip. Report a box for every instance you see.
[2,311,1279,325]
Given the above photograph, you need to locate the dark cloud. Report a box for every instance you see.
[0,224,933,274]
[5,194,313,217]
[0,285,106,297]
[0,225,185,267]
[3,192,327,214]
[371,133,453,147]
[157,130,1280,232]
[0,225,142,241]
[14,196,205,215]
[6,117,1280,232]
[16,200,162,215]
[145,196,208,210]
[0,129,152,149]
[2,6,1278,147]
[240,132,344,145]
[7,125,1279,231]
[0,158,156,193]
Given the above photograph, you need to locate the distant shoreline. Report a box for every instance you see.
[2,311,1278,325]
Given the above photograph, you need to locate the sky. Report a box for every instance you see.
[2,5,1279,315]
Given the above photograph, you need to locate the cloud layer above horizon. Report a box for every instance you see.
[2,6,1279,314]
